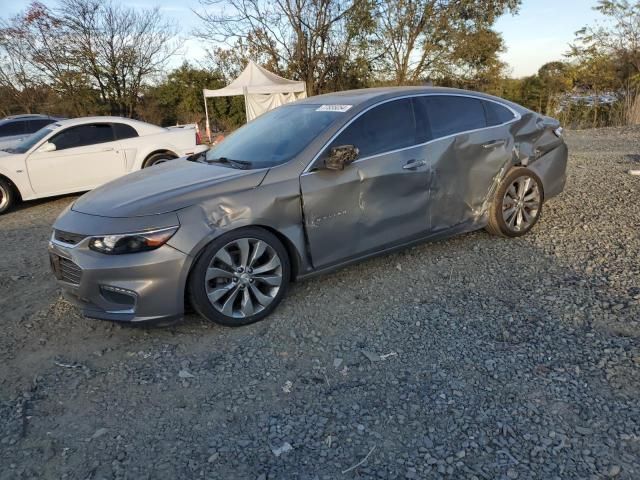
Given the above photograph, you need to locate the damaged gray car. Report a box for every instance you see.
[49,87,568,326]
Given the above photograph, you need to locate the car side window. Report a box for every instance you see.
[0,120,26,137]
[331,98,417,158]
[50,124,115,150]
[26,119,54,133]
[113,123,139,140]
[483,101,516,126]
[420,95,487,139]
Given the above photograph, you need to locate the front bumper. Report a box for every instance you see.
[48,238,191,324]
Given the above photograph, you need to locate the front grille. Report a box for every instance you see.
[54,229,86,246]
[58,256,82,285]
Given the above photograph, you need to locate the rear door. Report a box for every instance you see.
[300,98,432,268]
[26,123,126,195]
[415,95,515,231]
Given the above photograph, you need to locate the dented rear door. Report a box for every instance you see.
[415,95,515,231]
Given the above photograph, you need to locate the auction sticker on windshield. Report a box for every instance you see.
[316,104,352,112]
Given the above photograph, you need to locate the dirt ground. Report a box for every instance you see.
[1,128,639,479]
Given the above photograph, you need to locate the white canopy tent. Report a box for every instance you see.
[203,61,307,135]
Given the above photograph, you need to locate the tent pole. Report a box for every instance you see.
[202,91,212,143]
[243,86,249,123]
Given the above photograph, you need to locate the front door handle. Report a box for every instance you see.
[483,139,507,149]
[403,159,427,170]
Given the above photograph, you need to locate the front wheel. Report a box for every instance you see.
[0,178,16,215]
[188,228,290,326]
[143,153,177,168]
[486,167,544,237]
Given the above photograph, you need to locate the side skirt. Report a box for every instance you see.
[296,220,483,281]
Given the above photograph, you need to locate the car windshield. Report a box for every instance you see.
[205,104,343,169]
[9,128,53,154]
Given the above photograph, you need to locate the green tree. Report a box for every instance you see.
[143,63,246,130]
[570,0,640,124]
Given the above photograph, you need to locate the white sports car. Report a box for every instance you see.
[0,116,208,213]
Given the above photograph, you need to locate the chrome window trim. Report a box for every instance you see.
[301,92,522,174]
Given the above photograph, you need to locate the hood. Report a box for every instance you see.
[72,158,269,217]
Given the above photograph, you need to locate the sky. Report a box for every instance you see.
[2,0,605,78]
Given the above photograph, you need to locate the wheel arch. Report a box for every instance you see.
[182,224,303,313]
[0,173,22,201]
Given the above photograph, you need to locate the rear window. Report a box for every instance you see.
[114,123,138,140]
[419,95,487,139]
[484,101,516,126]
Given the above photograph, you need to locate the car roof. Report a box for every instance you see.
[0,114,59,123]
[295,86,528,113]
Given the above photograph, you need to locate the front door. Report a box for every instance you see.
[27,123,125,195]
[300,98,432,269]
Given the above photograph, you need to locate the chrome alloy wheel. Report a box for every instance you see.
[205,238,283,318]
[152,157,171,165]
[502,175,541,232]
[0,183,8,210]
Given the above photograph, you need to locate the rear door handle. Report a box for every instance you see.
[403,159,427,170]
[483,139,506,149]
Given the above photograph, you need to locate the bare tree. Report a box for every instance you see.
[372,0,520,84]
[196,0,375,94]
[59,0,179,116]
[0,0,178,117]
[0,2,92,115]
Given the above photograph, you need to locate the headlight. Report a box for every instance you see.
[89,226,178,254]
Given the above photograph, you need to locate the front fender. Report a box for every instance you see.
[0,156,33,199]
[167,179,310,277]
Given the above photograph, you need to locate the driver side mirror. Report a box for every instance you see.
[37,142,56,153]
[326,145,359,171]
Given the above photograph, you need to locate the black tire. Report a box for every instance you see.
[486,167,544,237]
[188,227,291,327]
[0,178,16,215]
[143,152,177,168]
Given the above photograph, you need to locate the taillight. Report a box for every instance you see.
[196,131,202,145]
[553,127,564,138]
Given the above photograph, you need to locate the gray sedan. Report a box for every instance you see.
[49,87,568,326]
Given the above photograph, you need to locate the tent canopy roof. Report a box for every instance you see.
[203,60,306,97]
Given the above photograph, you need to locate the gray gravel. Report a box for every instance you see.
[1,127,639,479]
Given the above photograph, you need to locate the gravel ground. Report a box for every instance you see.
[1,127,639,480]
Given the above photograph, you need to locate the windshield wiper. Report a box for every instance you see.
[205,156,252,170]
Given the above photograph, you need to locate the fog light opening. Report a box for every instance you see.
[100,285,137,313]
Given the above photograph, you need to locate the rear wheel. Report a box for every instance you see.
[188,228,290,326]
[143,152,177,168]
[486,167,543,237]
[0,178,16,215]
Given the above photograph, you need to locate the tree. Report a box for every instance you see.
[372,0,520,85]
[570,0,640,124]
[141,62,246,130]
[196,0,376,95]
[0,0,178,118]
[58,0,178,117]
[0,2,98,116]
[538,61,574,114]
